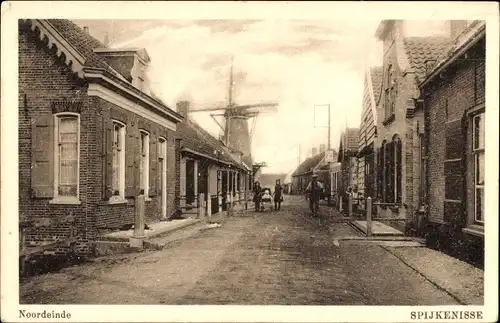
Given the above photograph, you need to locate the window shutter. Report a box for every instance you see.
[149,130,158,197]
[386,142,394,203]
[396,139,402,203]
[125,118,137,197]
[376,148,382,199]
[31,114,55,198]
[102,118,114,200]
[443,119,466,224]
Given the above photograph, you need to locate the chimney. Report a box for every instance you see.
[103,32,109,46]
[312,147,318,156]
[176,101,190,120]
[449,20,468,40]
[319,144,326,154]
[83,26,89,35]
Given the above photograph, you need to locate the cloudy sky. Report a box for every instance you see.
[74,18,449,174]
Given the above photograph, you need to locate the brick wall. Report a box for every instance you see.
[424,39,485,225]
[19,22,179,254]
[19,23,93,254]
[375,54,416,205]
[374,28,425,231]
[422,38,485,266]
[94,98,177,231]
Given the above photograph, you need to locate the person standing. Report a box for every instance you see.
[274,179,283,211]
[253,181,262,212]
[306,175,323,214]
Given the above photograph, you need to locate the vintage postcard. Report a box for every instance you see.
[1,1,498,322]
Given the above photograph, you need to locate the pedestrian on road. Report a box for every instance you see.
[253,181,262,212]
[305,175,322,215]
[273,179,283,211]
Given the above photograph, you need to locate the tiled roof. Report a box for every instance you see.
[47,20,120,76]
[369,66,383,103]
[403,36,451,82]
[316,163,331,171]
[178,120,243,168]
[45,20,172,111]
[422,21,485,87]
[292,152,326,177]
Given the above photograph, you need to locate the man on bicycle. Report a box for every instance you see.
[305,174,323,215]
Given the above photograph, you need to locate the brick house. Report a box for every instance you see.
[337,127,359,197]
[176,101,251,216]
[291,150,326,194]
[419,21,485,265]
[18,19,183,255]
[373,20,452,233]
[356,66,382,204]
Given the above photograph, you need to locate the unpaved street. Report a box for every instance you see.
[20,198,459,305]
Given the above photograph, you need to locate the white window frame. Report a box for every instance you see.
[139,130,150,198]
[51,112,81,205]
[473,112,485,224]
[158,137,167,218]
[110,120,126,203]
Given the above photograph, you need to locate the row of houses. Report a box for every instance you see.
[353,20,485,264]
[19,19,253,256]
[291,146,338,199]
[291,20,485,265]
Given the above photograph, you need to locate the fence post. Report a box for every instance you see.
[366,197,372,237]
[348,193,353,217]
[130,195,145,250]
[198,193,205,218]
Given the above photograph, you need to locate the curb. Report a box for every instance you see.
[381,245,466,305]
[347,221,405,238]
[338,236,421,242]
[149,218,204,240]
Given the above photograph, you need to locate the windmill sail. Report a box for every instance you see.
[188,56,279,169]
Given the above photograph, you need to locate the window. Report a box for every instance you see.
[139,130,150,196]
[112,121,126,199]
[384,65,396,121]
[380,140,387,201]
[379,137,402,204]
[393,135,402,203]
[473,112,485,223]
[54,114,80,201]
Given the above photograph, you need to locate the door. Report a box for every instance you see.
[159,138,167,219]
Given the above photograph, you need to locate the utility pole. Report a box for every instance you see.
[327,104,331,150]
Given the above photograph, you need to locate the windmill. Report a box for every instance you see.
[188,56,279,170]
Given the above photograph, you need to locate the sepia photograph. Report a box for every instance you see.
[1,1,498,322]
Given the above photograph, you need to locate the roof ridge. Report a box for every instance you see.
[403,35,450,41]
